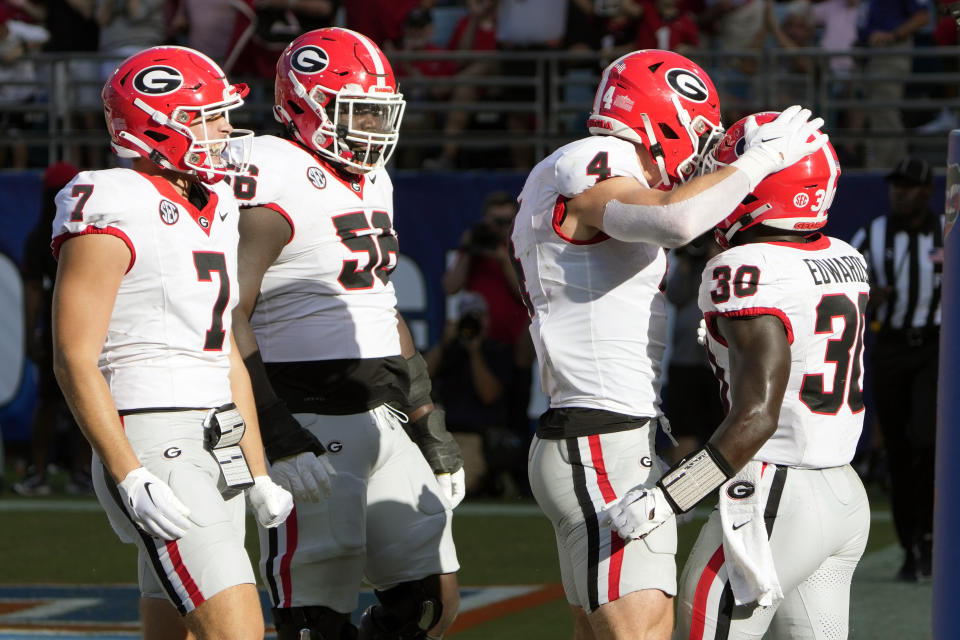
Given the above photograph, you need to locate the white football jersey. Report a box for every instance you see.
[239,136,400,362]
[699,235,870,468]
[52,168,240,411]
[511,136,667,418]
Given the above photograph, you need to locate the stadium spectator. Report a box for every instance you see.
[344,0,433,47]
[810,0,865,163]
[661,112,870,639]
[1,0,43,23]
[422,0,499,170]
[389,6,458,168]
[223,0,339,78]
[850,156,941,582]
[168,0,240,64]
[43,0,103,169]
[0,8,48,168]
[565,0,641,65]
[512,48,825,637]
[698,0,766,122]
[96,0,167,83]
[663,233,723,464]
[229,28,462,640]
[13,162,93,497]
[633,0,700,54]
[763,0,818,104]
[857,0,930,168]
[50,46,291,638]
[426,291,522,497]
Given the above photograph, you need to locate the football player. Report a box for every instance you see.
[603,114,871,638]
[229,28,462,640]
[51,47,293,639]
[511,50,829,639]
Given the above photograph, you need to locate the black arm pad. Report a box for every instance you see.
[257,398,326,464]
[404,408,463,475]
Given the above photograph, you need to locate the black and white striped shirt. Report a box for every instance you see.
[850,212,943,330]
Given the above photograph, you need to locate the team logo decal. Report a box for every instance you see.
[163,447,182,459]
[726,481,755,500]
[159,200,179,225]
[640,456,653,468]
[327,441,343,453]
[350,181,361,193]
[290,45,329,74]
[307,166,326,189]
[133,65,184,96]
[665,68,709,103]
[198,216,209,229]
[793,192,810,208]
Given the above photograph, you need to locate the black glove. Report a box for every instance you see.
[404,407,463,475]
[258,398,326,464]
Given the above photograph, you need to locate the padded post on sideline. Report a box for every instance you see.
[933,129,960,638]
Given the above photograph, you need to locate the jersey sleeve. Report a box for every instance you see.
[238,136,292,209]
[554,138,646,198]
[51,170,137,271]
[698,247,795,346]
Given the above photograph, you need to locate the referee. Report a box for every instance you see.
[851,156,942,582]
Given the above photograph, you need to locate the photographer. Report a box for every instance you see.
[425,292,521,497]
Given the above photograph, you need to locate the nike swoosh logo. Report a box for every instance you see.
[219,209,228,221]
[144,482,156,505]
[732,520,751,530]
[760,137,781,143]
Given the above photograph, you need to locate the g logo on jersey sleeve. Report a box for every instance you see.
[291,46,329,74]
[666,68,709,103]
[133,66,184,96]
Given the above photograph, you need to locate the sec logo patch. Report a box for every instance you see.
[159,200,179,225]
[307,166,326,189]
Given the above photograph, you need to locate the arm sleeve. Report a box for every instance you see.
[601,169,752,248]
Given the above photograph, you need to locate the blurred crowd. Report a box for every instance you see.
[1,0,958,170]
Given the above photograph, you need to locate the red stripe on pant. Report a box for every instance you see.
[587,434,625,602]
[279,505,299,606]
[165,540,205,609]
[689,545,726,639]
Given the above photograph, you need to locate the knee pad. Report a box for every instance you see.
[272,606,358,640]
[356,578,443,640]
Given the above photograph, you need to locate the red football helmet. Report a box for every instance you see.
[588,50,723,189]
[102,46,252,183]
[274,28,406,173]
[706,111,840,248]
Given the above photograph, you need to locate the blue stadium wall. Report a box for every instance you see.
[0,169,946,445]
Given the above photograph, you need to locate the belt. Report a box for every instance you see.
[878,326,940,347]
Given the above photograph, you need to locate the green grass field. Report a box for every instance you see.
[0,485,933,639]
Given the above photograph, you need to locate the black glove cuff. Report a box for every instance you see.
[404,408,463,475]
[258,398,326,463]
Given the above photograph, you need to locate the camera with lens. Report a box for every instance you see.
[463,221,502,255]
[457,312,483,340]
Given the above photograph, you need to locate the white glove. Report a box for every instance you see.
[697,317,707,346]
[599,486,675,540]
[435,467,466,509]
[117,467,193,540]
[270,452,337,502]
[733,105,828,189]
[247,475,294,528]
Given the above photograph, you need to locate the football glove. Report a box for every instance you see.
[258,398,327,464]
[270,451,337,502]
[733,105,827,189]
[117,467,193,540]
[435,467,466,509]
[247,475,294,528]
[599,486,675,540]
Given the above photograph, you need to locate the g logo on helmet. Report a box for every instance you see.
[726,481,755,500]
[133,66,184,96]
[666,68,709,103]
[291,46,329,74]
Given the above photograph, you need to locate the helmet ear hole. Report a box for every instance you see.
[658,123,679,140]
[144,130,170,142]
[287,100,304,115]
